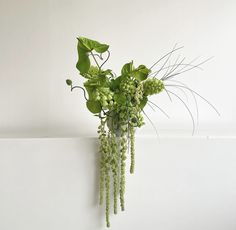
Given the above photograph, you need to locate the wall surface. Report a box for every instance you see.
[0,0,236,137]
[0,137,236,230]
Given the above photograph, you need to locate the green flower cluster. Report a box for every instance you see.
[66,37,165,228]
[119,77,136,95]
[130,111,144,127]
[94,87,114,108]
[134,83,144,105]
[143,78,164,96]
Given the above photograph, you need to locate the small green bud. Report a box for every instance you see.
[66,79,72,86]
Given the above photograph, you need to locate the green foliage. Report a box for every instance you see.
[133,65,150,81]
[76,37,109,75]
[121,61,134,76]
[67,36,166,227]
[86,100,102,113]
[121,62,150,81]
[114,93,126,105]
[76,41,91,74]
[78,37,109,53]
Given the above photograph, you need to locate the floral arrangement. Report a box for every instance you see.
[66,37,219,227]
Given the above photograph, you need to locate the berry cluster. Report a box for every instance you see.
[120,78,136,96]
[143,78,164,96]
[94,87,114,108]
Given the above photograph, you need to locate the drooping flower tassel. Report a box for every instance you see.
[130,126,135,174]
[105,160,110,228]
[98,119,111,227]
[98,118,106,205]
[105,133,111,228]
[120,125,127,211]
[111,131,119,214]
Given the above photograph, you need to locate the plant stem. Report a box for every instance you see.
[90,51,101,71]
[71,85,88,101]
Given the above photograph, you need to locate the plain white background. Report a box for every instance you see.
[0,0,236,137]
[0,0,236,229]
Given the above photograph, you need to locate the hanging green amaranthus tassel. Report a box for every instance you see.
[130,126,135,174]
[120,125,127,211]
[98,118,106,205]
[105,133,111,228]
[111,130,119,214]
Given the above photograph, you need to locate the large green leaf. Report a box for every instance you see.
[121,61,134,76]
[86,100,102,114]
[78,37,109,53]
[110,76,121,91]
[133,65,150,81]
[76,42,90,74]
[78,37,95,51]
[76,37,109,74]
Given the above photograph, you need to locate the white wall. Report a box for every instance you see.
[0,0,236,137]
[0,137,236,230]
